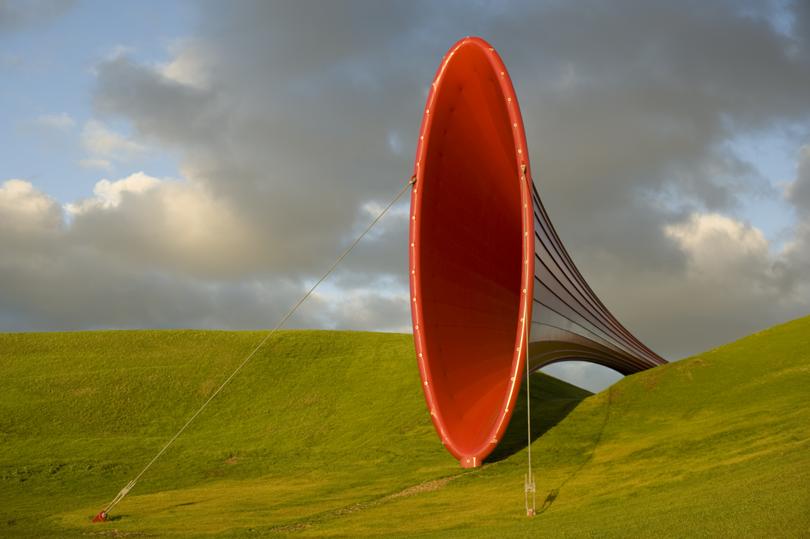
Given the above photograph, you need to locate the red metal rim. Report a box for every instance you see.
[409,37,536,466]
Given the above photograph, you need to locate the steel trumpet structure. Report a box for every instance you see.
[408,37,666,468]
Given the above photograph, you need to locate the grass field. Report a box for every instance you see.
[1,316,808,537]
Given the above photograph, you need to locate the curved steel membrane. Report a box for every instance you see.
[409,37,666,468]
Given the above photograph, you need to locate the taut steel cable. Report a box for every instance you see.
[94,176,416,521]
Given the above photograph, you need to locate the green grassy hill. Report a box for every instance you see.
[0,317,808,537]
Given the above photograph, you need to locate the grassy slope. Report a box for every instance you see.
[0,316,808,537]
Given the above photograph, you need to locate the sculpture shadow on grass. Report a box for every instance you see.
[537,386,613,514]
[485,371,593,464]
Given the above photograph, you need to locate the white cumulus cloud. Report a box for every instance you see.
[159,40,212,90]
[665,213,771,280]
[0,179,63,235]
[65,171,161,215]
[81,120,145,160]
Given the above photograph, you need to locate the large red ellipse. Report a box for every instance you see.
[409,37,535,467]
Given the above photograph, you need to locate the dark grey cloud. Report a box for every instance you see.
[2,0,810,390]
[0,0,73,32]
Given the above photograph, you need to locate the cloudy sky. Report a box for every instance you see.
[1,0,809,391]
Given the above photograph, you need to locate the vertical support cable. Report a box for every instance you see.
[523,163,536,517]
[525,350,536,516]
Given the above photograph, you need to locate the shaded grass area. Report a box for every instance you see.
[1,316,809,537]
[486,374,590,463]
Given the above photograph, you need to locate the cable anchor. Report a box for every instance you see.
[525,472,536,516]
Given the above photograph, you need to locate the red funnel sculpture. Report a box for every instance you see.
[409,37,666,468]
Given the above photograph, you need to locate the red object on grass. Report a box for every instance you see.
[409,37,535,469]
[92,511,108,523]
[408,37,665,468]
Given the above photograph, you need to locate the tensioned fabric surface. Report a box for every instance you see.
[409,37,666,468]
